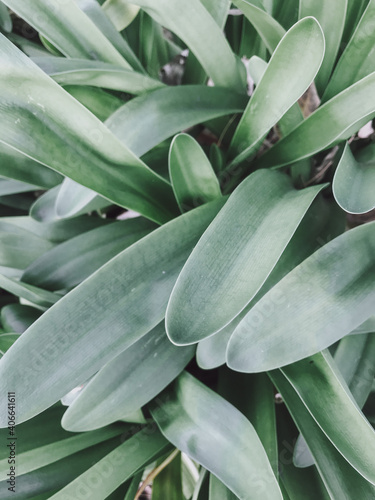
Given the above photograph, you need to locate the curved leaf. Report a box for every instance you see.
[102,0,140,31]
[0,275,59,308]
[0,199,225,425]
[2,0,133,68]
[1,304,41,333]
[130,0,245,91]
[22,218,156,290]
[150,371,282,500]
[232,0,285,52]
[169,134,222,212]
[323,0,375,102]
[227,221,375,372]
[282,351,375,484]
[299,0,347,94]
[0,34,178,224]
[33,57,163,95]
[228,17,324,166]
[270,369,375,499]
[333,142,375,214]
[166,170,325,345]
[257,71,375,169]
[62,322,195,431]
[50,428,170,500]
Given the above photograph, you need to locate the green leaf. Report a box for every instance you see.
[227,220,375,372]
[33,57,163,95]
[0,221,54,270]
[295,332,375,468]
[63,85,124,121]
[0,143,62,189]
[0,215,111,244]
[2,0,134,69]
[228,17,324,166]
[257,71,375,169]
[0,199,225,425]
[299,0,347,94]
[197,194,343,369]
[75,0,144,72]
[270,370,375,499]
[323,0,375,102]
[150,371,282,500]
[209,475,239,499]
[22,218,156,290]
[0,34,178,224]
[0,275,59,308]
[1,304,41,333]
[281,351,375,484]
[49,427,170,500]
[166,170,325,345]
[106,85,247,158]
[102,0,140,31]
[0,410,125,480]
[0,1,11,32]
[53,85,246,219]
[232,0,285,53]
[0,333,19,355]
[152,452,184,500]
[130,0,246,91]
[0,178,39,196]
[333,142,375,214]
[61,322,195,432]
[169,134,222,212]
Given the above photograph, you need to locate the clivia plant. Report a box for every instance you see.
[0,0,374,498]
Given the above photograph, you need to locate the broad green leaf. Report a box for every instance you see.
[232,0,285,52]
[0,199,224,425]
[130,0,245,91]
[166,170,325,345]
[299,0,347,94]
[0,178,39,196]
[2,0,133,69]
[22,218,156,290]
[75,0,144,72]
[150,371,282,500]
[50,427,170,500]
[63,84,124,121]
[34,57,163,95]
[106,85,247,158]
[0,35,178,224]
[169,134,222,212]
[1,304,41,333]
[0,333,19,355]
[257,72,375,169]
[227,221,375,372]
[0,215,111,243]
[0,275,59,308]
[0,436,126,499]
[0,2,11,32]
[270,370,375,499]
[0,143,62,189]
[323,0,375,102]
[197,179,343,370]
[61,322,195,432]
[0,421,124,480]
[333,142,375,214]
[53,85,246,219]
[272,0,300,30]
[183,0,230,85]
[102,0,140,31]
[209,475,238,499]
[152,452,184,500]
[295,332,375,468]
[228,17,324,166]
[0,221,54,269]
[342,0,370,43]
[281,351,375,484]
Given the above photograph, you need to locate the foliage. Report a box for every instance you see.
[0,0,374,498]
